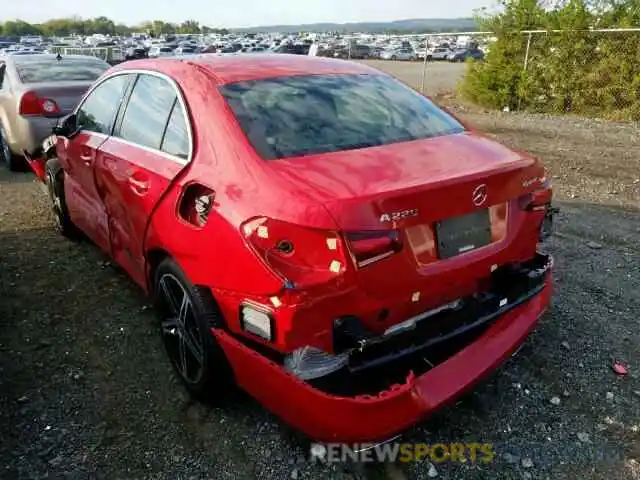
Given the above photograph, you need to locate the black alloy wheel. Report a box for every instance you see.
[157,272,206,386]
[154,258,235,402]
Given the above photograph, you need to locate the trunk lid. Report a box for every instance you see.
[20,81,94,115]
[268,132,546,301]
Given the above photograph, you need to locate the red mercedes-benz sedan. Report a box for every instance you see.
[31,54,555,444]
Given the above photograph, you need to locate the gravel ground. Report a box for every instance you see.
[357,60,466,91]
[1,71,639,479]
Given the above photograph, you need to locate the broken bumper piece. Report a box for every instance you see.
[213,254,553,443]
[23,135,57,182]
[23,149,46,181]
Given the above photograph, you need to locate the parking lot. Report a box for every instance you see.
[1,60,639,480]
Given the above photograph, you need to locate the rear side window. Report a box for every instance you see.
[221,74,464,160]
[77,74,130,134]
[119,74,177,150]
[161,102,189,159]
[14,57,109,83]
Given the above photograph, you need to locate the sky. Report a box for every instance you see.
[0,0,490,28]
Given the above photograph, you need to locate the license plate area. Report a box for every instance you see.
[436,209,492,259]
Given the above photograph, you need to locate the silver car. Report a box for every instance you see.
[0,54,110,170]
[380,48,417,61]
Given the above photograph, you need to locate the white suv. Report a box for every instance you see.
[148,46,174,58]
[427,47,452,61]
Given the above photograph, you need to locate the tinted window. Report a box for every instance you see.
[119,74,176,150]
[221,74,465,160]
[161,101,190,159]
[14,57,109,83]
[77,74,130,134]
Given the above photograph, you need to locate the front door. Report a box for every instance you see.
[60,74,131,252]
[94,73,191,287]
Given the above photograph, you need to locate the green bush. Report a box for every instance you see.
[460,0,640,121]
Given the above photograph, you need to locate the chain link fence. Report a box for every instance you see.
[520,29,640,119]
[418,31,494,93]
[456,28,640,121]
[48,46,125,64]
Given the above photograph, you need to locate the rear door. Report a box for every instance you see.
[60,73,131,252]
[95,72,191,286]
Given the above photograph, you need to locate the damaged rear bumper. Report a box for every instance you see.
[23,135,57,182]
[213,254,553,443]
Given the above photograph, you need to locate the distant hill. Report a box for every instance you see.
[234,18,478,34]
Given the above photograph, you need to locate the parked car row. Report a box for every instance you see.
[3,51,555,446]
[319,43,485,62]
[1,32,489,67]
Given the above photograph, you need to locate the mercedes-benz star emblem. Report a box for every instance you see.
[472,184,488,206]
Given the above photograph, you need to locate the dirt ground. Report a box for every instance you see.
[0,61,639,480]
[358,59,466,92]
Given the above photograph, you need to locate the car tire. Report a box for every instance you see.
[45,158,81,239]
[154,258,236,404]
[0,124,20,171]
[427,55,433,62]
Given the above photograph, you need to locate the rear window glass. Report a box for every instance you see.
[221,74,465,160]
[15,57,109,83]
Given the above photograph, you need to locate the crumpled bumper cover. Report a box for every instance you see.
[214,270,552,444]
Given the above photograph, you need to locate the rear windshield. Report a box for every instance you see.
[15,57,109,83]
[221,74,464,160]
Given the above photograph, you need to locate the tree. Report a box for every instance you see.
[178,20,201,34]
[460,0,547,110]
[2,20,41,36]
[88,16,117,35]
[460,0,640,120]
[150,20,176,36]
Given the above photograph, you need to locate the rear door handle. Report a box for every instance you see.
[79,147,93,165]
[128,176,150,194]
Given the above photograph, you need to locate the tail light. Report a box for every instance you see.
[346,230,402,268]
[19,92,61,116]
[519,177,553,211]
[241,217,346,289]
[519,178,557,241]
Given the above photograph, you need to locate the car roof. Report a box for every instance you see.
[2,53,106,64]
[111,54,382,85]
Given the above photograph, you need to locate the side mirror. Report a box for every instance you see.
[52,113,78,138]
